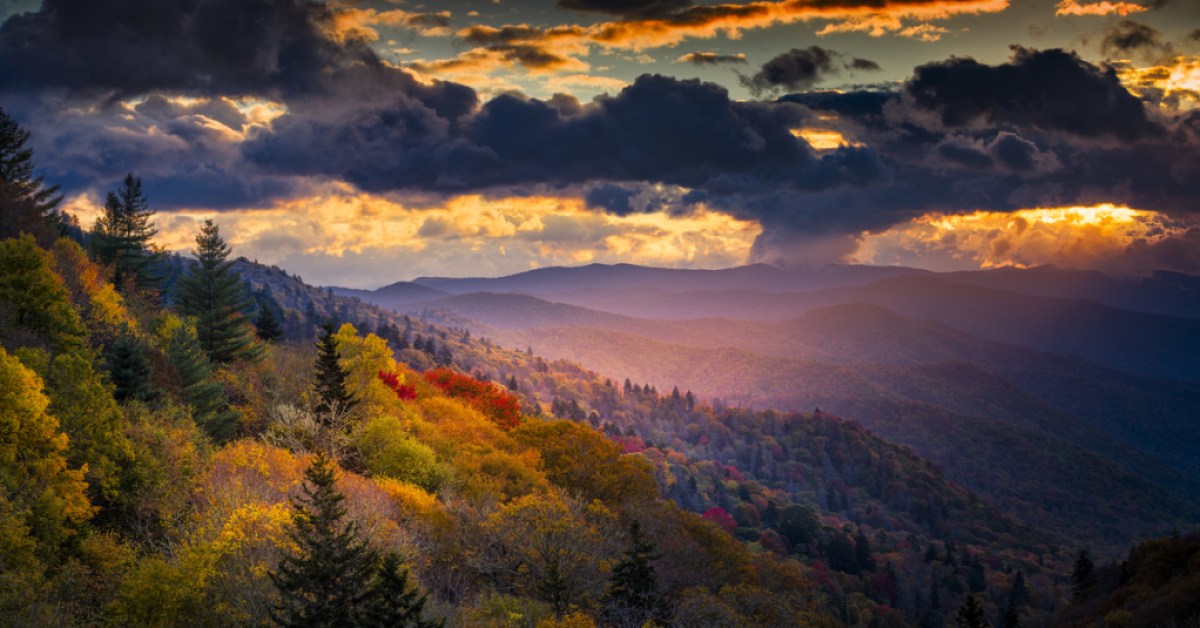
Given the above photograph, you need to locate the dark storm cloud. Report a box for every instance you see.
[556,0,693,19]
[705,46,1200,262]
[246,74,873,196]
[740,46,880,95]
[848,58,882,71]
[3,0,1198,269]
[585,184,638,215]
[1100,20,1172,58]
[677,52,748,65]
[904,46,1162,141]
[0,0,375,98]
[0,0,478,206]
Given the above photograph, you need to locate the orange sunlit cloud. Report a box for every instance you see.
[790,127,863,150]
[327,6,451,43]
[413,0,1008,86]
[1054,0,1148,16]
[1115,56,1200,111]
[854,205,1191,272]
[585,0,1007,48]
[63,185,760,287]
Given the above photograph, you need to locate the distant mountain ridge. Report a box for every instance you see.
[411,262,931,295]
[343,261,1199,319]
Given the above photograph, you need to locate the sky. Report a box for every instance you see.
[1,0,1198,287]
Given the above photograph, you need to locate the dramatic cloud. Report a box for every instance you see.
[64,185,759,287]
[246,73,879,196]
[328,8,452,42]
[676,52,748,65]
[556,0,694,19]
[1055,0,1149,16]
[902,46,1162,141]
[0,0,374,98]
[856,205,1200,275]
[4,0,1198,271]
[740,46,880,94]
[420,0,1007,81]
[1114,56,1200,110]
[1100,20,1173,59]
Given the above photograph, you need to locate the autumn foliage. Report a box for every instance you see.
[423,367,521,430]
[377,370,416,401]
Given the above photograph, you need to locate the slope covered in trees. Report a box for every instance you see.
[1,109,1190,626]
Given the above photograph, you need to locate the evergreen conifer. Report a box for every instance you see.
[255,304,284,342]
[362,552,441,628]
[270,453,379,627]
[603,521,664,627]
[91,174,161,292]
[1071,550,1097,603]
[956,593,990,628]
[0,108,62,245]
[103,329,158,404]
[175,219,260,363]
[313,323,356,423]
[166,321,238,441]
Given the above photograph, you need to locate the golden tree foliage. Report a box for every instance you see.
[483,491,620,616]
[513,420,658,506]
[332,323,399,415]
[16,346,134,509]
[0,347,92,554]
[0,235,87,352]
[49,238,135,339]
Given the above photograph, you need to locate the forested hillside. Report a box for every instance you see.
[1,109,1193,627]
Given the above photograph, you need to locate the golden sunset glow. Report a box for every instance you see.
[412,0,1011,88]
[855,204,1187,271]
[1054,0,1147,16]
[65,186,760,286]
[1117,57,1200,110]
[790,128,862,150]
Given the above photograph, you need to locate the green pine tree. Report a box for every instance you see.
[255,304,284,342]
[603,520,664,627]
[1070,549,1097,603]
[103,328,158,404]
[270,453,379,627]
[956,594,990,628]
[362,552,442,628]
[1001,602,1020,628]
[0,108,62,246]
[166,320,238,441]
[313,323,356,423]
[1003,570,1027,626]
[91,174,162,292]
[174,219,261,364]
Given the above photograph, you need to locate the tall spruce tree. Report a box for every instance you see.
[602,521,665,627]
[255,304,283,342]
[175,219,261,364]
[1070,549,1097,603]
[166,321,238,441]
[103,329,158,405]
[0,108,62,246]
[270,453,379,627]
[91,174,161,292]
[362,552,441,627]
[313,323,356,422]
[956,594,990,628]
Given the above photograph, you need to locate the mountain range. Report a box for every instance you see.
[328,262,1200,553]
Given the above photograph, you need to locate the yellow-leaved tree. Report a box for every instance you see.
[0,347,92,614]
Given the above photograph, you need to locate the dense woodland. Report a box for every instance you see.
[2,107,1198,627]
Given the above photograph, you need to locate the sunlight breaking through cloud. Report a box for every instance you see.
[64,185,760,287]
[854,204,1195,273]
